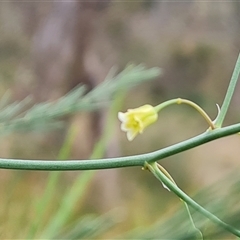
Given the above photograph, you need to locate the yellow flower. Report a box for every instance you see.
[118,105,158,141]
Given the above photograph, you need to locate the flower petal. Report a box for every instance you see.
[127,130,137,141]
[118,112,126,122]
[118,104,158,141]
[120,123,128,132]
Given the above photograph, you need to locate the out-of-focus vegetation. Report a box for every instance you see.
[0,1,240,239]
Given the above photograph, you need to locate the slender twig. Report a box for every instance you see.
[0,122,240,171]
[215,53,240,127]
[146,162,240,237]
[183,202,203,240]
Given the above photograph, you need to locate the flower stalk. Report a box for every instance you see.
[118,98,215,141]
[154,98,216,130]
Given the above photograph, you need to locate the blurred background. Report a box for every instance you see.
[0,1,240,239]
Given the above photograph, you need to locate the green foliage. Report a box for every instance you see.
[24,65,160,239]
[38,91,126,239]
[1,52,240,239]
[54,211,120,239]
[0,65,160,136]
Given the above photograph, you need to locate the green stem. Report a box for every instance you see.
[0,123,240,170]
[39,90,126,239]
[215,53,240,127]
[155,98,215,129]
[155,163,203,239]
[146,162,240,237]
[27,124,78,238]
[183,202,203,240]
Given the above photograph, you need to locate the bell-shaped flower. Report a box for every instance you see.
[118,104,158,141]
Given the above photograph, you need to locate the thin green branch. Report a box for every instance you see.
[146,162,240,237]
[215,53,240,127]
[183,202,203,239]
[0,122,240,171]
